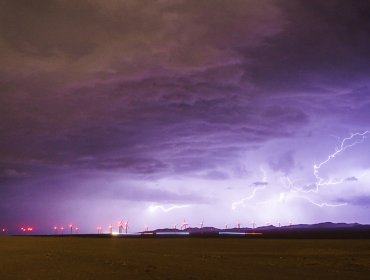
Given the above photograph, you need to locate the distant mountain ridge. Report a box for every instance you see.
[148,222,369,233]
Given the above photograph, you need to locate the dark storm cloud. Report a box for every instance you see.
[0,0,166,60]
[1,0,370,228]
[0,0,283,77]
[338,196,370,206]
[253,181,268,186]
[0,68,309,181]
[1,0,97,58]
[0,0,365,180]
[97,157,168,175]
[345,176,358,182]
[0,0,289,181]
[244,0,370,92]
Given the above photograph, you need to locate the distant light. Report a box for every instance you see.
[219,232,245,235]
[219,232,263,235]
[155,232,189,235]
[118,232,141,236]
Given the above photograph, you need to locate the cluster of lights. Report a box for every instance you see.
[52,224,79,234]
[20,227,33,232]
[94,221,131,235]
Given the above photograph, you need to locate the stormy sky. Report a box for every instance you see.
[1,0,370,233]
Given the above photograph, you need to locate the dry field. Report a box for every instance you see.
[0,236,369,280]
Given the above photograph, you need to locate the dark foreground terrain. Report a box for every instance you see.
[0,236,369,280]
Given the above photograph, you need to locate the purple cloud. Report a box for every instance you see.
[1,0,370,231]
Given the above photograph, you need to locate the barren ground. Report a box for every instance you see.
[0,237,369,279]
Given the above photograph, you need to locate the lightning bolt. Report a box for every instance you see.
[231,185,266,210]
[148,204,191,212]
[247,131,368,209]
[313,131,369,190]
[231,166,267,210]
[257,191,348,208]
[283,131,369,207]
[295,196,348,208]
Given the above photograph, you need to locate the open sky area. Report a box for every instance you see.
[1,0,370,233]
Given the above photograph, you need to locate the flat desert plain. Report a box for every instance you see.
[0,237,369,279]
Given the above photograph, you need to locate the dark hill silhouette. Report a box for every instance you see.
[142,223,370,238]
